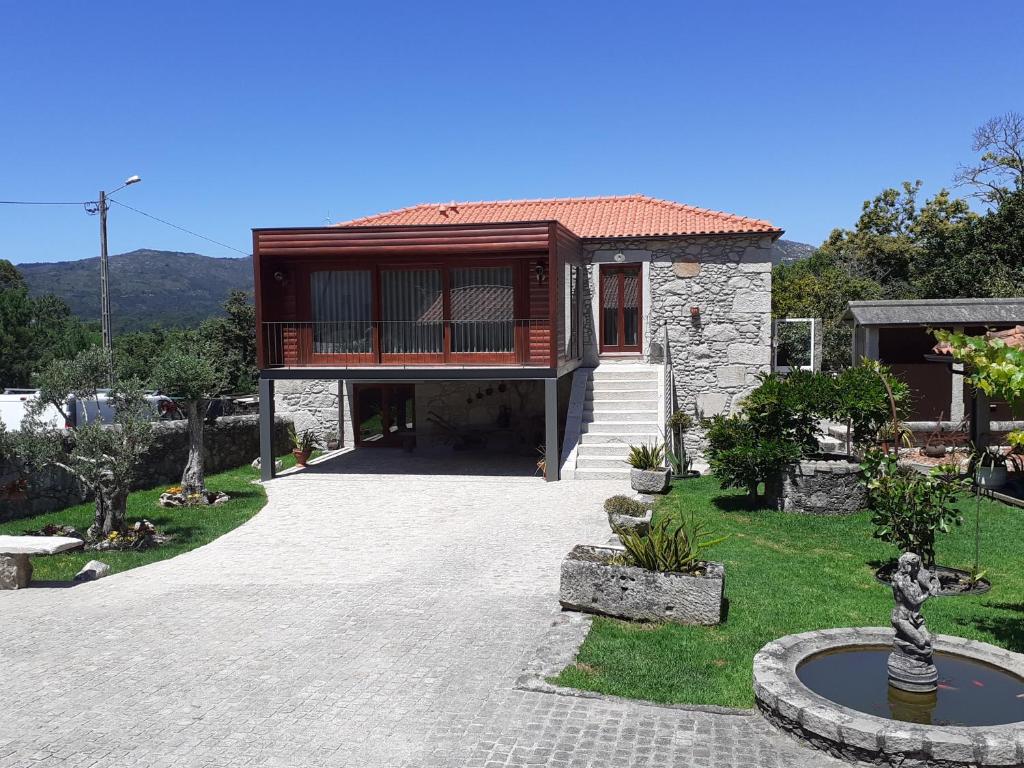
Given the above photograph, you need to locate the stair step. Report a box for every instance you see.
[576,443,633,455]
[584,410,658,423]
[591,391,658,403]
[590,383,658,394]
[573,467,632,480]
[580,434,659,446]
[582,422,660,436]
[593,370,658,381]
[576,456,631,469]
[588,401,658,413]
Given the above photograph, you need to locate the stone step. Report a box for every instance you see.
[589,381,658,393]
[573,466,632,480]
[592,369,658,381]
[576,443,632,456]
[576,456,631,469]
[591,389,658,399]
[584,410,657,423]
[579,431,652,444]
[581,421,660,436]
[588,401,658,413]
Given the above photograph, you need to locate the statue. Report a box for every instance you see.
[887,552,940,693]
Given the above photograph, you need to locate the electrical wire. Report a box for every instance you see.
[108,198,250,256]
[0,200,89,205]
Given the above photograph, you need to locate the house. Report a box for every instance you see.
[844,298,1024,435]
[253,195,782,481]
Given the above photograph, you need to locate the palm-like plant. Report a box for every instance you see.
[614,515,727,574]
[626,441,666,470]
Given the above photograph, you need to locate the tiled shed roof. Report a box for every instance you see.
[336,195,781,238]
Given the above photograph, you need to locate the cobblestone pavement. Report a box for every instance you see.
[0,451,850,767]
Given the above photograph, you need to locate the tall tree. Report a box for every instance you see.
[197,290,257,392]
[151,344,226,500]
[954,111,1024,205]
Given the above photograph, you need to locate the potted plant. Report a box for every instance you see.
[559,515,727,624]
[289,425,320,467]
[627,441,671,493]
[972,446,1010,489]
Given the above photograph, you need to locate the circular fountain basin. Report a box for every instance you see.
[753,628,1024,767]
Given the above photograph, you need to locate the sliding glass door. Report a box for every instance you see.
[449,266,515,361]
[381,268,444,362]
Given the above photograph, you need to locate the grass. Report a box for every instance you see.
[552,475,1024,709]
[0,460,284,582]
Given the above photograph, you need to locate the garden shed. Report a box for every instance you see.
[843,298,1024,435]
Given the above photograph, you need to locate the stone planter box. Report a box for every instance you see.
[559,544,724,624]
[629,467,671,494]
[770,456,866,516]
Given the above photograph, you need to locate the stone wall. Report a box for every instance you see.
[274,379,348,445]
[0,415,292,522]
[770,457,866,516]
[415,380,543,453]
[584,234,774,461]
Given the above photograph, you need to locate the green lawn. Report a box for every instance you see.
[553,475,1024,709]
[0,459,290,582]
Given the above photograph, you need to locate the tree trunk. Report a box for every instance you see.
[747,481,759,503]
[181,400,206,497]
[88,471,128,539]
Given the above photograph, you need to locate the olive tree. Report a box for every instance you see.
[7,348,154,538]
[151,344,226,499]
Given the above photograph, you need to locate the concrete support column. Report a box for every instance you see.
[864,327,880,361]
[544,378,559,482]
[259,377,276,482]
[971,390,992,451]
[949,326,965,426]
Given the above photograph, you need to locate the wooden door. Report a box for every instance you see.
[599,265,642,353]
[353,384,416,446]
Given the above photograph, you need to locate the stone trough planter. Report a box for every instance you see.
[559,544,724,624]
[629,467,671,494]
[770,456,866,516]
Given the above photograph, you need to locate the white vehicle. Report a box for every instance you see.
[0,389,178,431]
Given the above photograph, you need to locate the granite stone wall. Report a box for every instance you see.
[274,379,348,445]
[584,234,775,462]
[0,415,292,522]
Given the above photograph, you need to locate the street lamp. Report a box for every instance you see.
[97,175,141,382]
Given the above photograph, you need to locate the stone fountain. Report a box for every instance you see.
[752,551,1024,767]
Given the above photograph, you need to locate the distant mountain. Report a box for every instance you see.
[17,249,253,332]
[771,239,815,266]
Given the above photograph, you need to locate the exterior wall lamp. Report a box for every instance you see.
[534,263,547,284]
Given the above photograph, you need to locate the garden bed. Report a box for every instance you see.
[552,475,1023,708]
[0,459,282,582]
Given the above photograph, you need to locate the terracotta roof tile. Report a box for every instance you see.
[336,194,781,238]
[933,325,1024,355]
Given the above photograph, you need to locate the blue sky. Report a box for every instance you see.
[2,1,1022,264]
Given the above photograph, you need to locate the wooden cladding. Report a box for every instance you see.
[254,221,585,370]
[255,223,552,257]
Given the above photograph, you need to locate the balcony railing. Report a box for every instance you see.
[261,319,553,368]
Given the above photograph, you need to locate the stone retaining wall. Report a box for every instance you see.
[771,457,866,516]
[0,415,292,522]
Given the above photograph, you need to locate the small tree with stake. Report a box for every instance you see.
[151,343,227,502]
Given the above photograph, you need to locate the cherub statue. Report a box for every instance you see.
[888,552,941,691]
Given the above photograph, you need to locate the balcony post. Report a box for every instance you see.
[544,377,559,481]
[259,377,276,482]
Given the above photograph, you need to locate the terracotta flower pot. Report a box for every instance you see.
[293,449,311,466]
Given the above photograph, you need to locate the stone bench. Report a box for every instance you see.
[0,536,84,589]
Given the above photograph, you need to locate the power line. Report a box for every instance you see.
[0,200,90,205]
[108,198,250,257]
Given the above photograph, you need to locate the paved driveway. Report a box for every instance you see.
[0,452,845,767]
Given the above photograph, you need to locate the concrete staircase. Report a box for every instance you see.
[574,364,661,481]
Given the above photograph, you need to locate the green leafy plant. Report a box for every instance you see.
[833,361,910,450]
[665,410,696,476]
[703,414,801,502]
[861,448,965,567]
[604,495,650,518]
[613,515,727,574]
[288,425,320,454]
[626,441,666,471]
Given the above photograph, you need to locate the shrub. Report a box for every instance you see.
[834,362,909,448]
[626,441,666,470]
[604,495,650,518]
[861,448,964,567]
[703,414,802,501]
[741,371,835,455]
[613,515,727,574]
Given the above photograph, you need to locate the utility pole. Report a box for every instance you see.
[93,175,141,387]
[98,190,113,381]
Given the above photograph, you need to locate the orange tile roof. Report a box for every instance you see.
[933,325,1024,355]
[336,194,781,238]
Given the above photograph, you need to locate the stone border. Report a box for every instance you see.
[753,627,1024,767]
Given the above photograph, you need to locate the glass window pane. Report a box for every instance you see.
[450,267,514,353]
[381,269,443,354]
[311,270,372,353]
[623,268,640,347]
